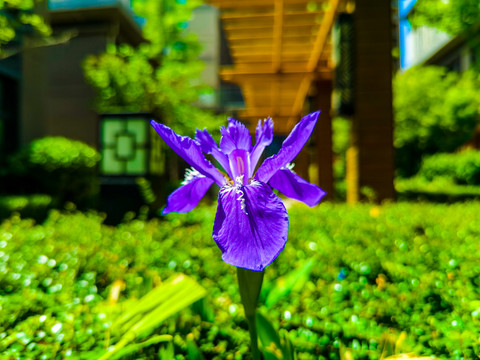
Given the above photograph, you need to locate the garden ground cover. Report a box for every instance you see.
[1,201,480,359]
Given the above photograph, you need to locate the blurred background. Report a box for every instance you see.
[1,0,480,359]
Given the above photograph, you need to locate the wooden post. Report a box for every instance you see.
[294,132,310,181]
[312,80,334,200]
[347,0,395,203]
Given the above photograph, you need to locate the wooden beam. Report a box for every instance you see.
[290,73,314,118]
[306,0,341,71]
[239,106,293,115]
[232,54,310,64]
[209,0,324,9]
[220,65,332,78]
[224,17,318,30]
[222,12,275,20]
[242,88,297,93]
[230,45,317,53]
[226,26,316,39]
[273,0,284,72]
[231,48,314,56]
[228,36,314,46]
[221,10,326,20]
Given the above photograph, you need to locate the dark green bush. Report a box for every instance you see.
[394,67,480,177]
[6,137,100,208]
[419,150,480,185]
[2,203,480,359]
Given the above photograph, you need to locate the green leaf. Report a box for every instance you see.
[186,333,206,360]
[263,258,316,308]
[256,312,284,360]
[99,274,206,360]
[110,274,193,333]
[158,341,175,360]
[257,312,296,360]
[107,335,172,360]
[191,297,215,323]
[279,330,296,360]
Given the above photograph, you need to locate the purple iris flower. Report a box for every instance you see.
[151,111,326,272]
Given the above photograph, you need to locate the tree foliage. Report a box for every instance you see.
[0,0,51,56]
[394,66,480,177]
[83,0,224,135]
[409,0,480,36]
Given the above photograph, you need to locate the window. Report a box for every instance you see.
[99,114,164,176]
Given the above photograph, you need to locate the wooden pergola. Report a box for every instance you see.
[207,0,395,202]
[208,0,348,134]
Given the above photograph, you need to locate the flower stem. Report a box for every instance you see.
[246,313,261,360]
[237,268,264,360]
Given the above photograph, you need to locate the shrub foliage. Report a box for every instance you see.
[394,66,480,177]
[419,150,480,185]
[2,203,480,359]
[6,137,100,207]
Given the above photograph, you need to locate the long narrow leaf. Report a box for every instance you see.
[111,274,190,331]
[107,335,172,360]
[256,312,284,360]
[99,274,206,360]
[264,258,316,308]
[127,281,206,337]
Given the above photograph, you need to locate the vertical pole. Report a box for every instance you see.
[348,0,395,203]
[294,139,310,182]
[313,80,334,200]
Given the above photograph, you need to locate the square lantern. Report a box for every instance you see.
[99,113,164,177]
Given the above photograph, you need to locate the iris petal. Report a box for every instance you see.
[213,181,289,271]
[219,118,252,154]
[268,168,326,207]
[151,120,225,186]
[195,128,231,176]
[228,149,251,184]
[250,118,274,175]
[162,176,214,214]
[255,111,320,183]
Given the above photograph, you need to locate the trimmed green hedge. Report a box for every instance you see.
[14,136,100,171]
[396,177,480,202]
[2,203,480,359]
[5,137,100,207]
[419,150,480,185]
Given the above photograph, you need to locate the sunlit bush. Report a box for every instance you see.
[396,176,480,202]
[420,150,480,185]
[6,137,100,207]
[2,203,480,358]
[394,67,480,177]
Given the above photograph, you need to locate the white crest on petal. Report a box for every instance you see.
[220,176,252,215]
[181,167,205,185]
[283,162,295,173]
[235,187,248,215]
[235,175,244,186]
[249,178,261,187]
